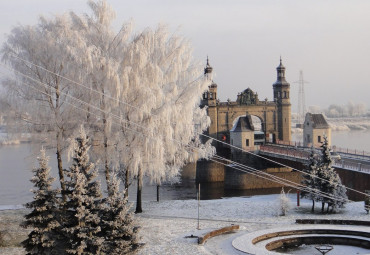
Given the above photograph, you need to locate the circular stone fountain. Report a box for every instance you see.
[232,225,370,255]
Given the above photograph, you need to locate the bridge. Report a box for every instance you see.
[259,143,370,174]
[258,143,370,201]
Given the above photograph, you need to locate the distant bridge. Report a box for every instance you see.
[259,143,370,201]
[259,143,370,174]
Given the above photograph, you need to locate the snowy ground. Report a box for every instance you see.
[1,194,370,255]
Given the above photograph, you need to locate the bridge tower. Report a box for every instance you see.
[202,58,218,139]
[273,58,292,142]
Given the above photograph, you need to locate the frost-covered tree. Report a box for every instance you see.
[61,126,103,254]
[1,14,86,197]
[21,149,60,255]
[3,0,214,214]
[115,25,214,213]
[100,174,139,254]
[68,0,133,193]
[317,135,347,213]
[300,149,320,212]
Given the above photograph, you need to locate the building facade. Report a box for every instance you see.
[303,112,331,147]
[201,58,292,148]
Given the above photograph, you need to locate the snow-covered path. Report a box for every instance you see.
[1,194,370,255]
[134,195,370,255]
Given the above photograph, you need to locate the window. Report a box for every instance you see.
[318,136,321,143]
[246,139,249,147]
[307,134,311,143]
[284,91,287,98]
[209,92,213,99]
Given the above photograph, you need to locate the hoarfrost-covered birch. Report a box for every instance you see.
[1,14,86,196]
[68,0,134,193]
[115,24,214,212]
[2,0,214,213]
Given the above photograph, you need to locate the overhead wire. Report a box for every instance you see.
[0,65,346,203]
[1,55,365,202]
[7,53,360,197]
[0,59,358,203]
[0,65,351,205]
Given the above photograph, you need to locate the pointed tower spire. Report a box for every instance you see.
[276,57,286,81]
[204,56,213,80]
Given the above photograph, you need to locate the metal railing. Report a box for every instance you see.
[260,144,370,174]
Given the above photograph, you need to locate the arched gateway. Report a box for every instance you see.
[201,58,291,147]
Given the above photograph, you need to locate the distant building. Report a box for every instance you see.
[303,113,331,147]
[201,57,291,149]
[230,115,257,151]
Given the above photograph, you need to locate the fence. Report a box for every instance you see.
[332,146,370,157]
[260,145,310,160]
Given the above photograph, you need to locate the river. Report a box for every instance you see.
[292,129,370,152]
[1,130,370,206]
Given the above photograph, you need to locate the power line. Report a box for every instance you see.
[0,64,354,204]
[2,55,366,201]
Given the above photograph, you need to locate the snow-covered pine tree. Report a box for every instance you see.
[61,126,103,254]
[318,135,347,213]
[21,149,60,255]
[100,174,139,254]
[300,148,320,212]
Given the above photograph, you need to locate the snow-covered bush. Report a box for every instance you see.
[277,188,291,216]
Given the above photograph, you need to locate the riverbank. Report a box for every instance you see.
[1,194,369,255]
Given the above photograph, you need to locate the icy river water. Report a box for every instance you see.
[1,130,370,206]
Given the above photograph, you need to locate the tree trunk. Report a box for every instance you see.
[56,131,66,201]
[311,200,315,213]
[124,166,129,199]
[101,90,111,194]
[157,185,160,202]
[321,202,325,213]
[135,168,143,213]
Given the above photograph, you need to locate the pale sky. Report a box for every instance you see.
[1,0,370,112]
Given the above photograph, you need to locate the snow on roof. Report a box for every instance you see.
[306,113,330,128]
[230,115,255,132]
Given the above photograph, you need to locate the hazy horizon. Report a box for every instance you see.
[1,0,370,112]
